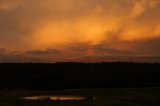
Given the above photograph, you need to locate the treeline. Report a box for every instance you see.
[0,62,160,90]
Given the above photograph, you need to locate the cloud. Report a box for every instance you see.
[93,45,132,54]
[0,54,44,63]
[0,0,160,62]
[26,49,61,55]
[0,0,22,11]
[130,0,160,18]
[0,48,5,54]
[81,55,160,63]
[133,37,160,56]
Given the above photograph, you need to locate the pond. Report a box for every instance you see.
[21,95,96,102]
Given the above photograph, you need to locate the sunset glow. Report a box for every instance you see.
[0,0,160,62]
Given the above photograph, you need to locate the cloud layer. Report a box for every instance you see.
[0,0,160,62]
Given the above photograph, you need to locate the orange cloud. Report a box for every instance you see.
[0,0,160,62]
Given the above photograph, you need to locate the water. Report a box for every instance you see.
[21,95,96,102]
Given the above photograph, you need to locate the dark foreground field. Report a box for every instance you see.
[0,62,160,90]
[0,88,160,106]
[0,63,160,105]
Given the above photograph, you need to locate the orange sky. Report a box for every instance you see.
[0,0,160,62]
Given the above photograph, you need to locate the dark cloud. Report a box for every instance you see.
[81,55,160,63]
[69,43,92,52]
[26,49,61,55]
[0,48,5,53]
[133,37,160,55]
[0,54,43,63]
[93,45,132,54]
[0,48,61,62]
[70,46,89,52]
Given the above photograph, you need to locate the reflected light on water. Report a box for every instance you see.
[50,96,85,101]
[21,95,95,101]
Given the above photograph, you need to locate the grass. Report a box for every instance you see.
[0,88,160,106]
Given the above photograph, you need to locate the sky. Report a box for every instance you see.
[0,0,160,62]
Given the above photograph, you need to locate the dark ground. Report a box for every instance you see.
[0,62,160,90]
[0,88,160,106]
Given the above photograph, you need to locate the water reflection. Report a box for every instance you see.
[21,96,96,101]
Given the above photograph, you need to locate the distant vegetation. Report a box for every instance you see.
[0,62,160,90]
